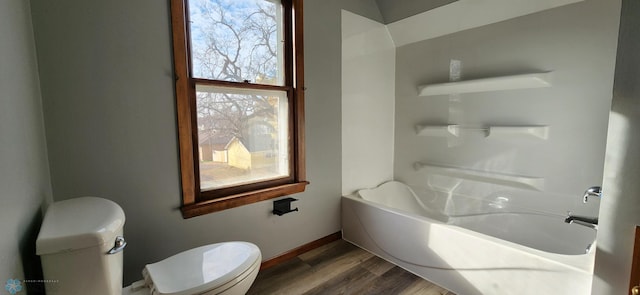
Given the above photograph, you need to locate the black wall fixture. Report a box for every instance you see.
[273,197,299,216]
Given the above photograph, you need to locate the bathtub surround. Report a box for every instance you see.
[412,162,546,192]
[341,10,395,195]
[394,0,620,218]
[342,0,621,293]
[340,0,621,219]
[0,0,53,292]
[29,0,383,285]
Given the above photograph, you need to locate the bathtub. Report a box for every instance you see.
[341,181,597,295]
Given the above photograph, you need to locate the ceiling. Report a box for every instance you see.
[374,0,458,24]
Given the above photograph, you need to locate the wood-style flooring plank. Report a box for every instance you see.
[249,243,372,294]
[247,239,455,295]
[352,266,421,295]
[399,277,452,295]
[299,238,361,267]
[358,255,395,276]
[302,263,378,295]
[247,257,312,294]
[297,237,346,262]
[279,247,372,294]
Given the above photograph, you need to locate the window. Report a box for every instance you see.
[170,0,306,218]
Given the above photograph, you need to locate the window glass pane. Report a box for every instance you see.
[189,0,284,85]
[196,85,289,190]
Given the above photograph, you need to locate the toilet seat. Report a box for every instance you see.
[136,242,261,295]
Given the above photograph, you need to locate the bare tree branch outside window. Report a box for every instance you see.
[188,0,287,189]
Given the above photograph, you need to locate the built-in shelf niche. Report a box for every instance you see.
[415,125,549,140]
[417,72,552,97]
[414,162,545,191]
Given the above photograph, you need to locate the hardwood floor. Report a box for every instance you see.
[248,239,456,295]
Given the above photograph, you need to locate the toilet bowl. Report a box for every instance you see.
[124,242,261,295]
[36,197,261,295]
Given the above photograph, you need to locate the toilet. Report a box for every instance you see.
[36,197,262,295]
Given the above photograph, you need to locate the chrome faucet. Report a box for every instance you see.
[582,186,602,203]
[564,213,598,230]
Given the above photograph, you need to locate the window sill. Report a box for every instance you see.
[181,181,309,218]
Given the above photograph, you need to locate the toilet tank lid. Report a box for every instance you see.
[36,197,126,255]
[144,242,261,295]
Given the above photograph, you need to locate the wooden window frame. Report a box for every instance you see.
[170,0,307,218]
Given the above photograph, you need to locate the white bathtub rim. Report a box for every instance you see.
[353,181,596,255]
[363,180,578,219]
[342,194,595,273]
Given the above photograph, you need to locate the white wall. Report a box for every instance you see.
[593,0,640,293]
[29,0,383,284]
[393,0,620,218]
[0,0,52,293]
[341,10,395,195]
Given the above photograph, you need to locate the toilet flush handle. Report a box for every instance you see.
[107,236,127,254]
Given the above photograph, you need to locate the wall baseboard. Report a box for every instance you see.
[260,231,342,270]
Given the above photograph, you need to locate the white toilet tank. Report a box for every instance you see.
[36,197,126,295]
